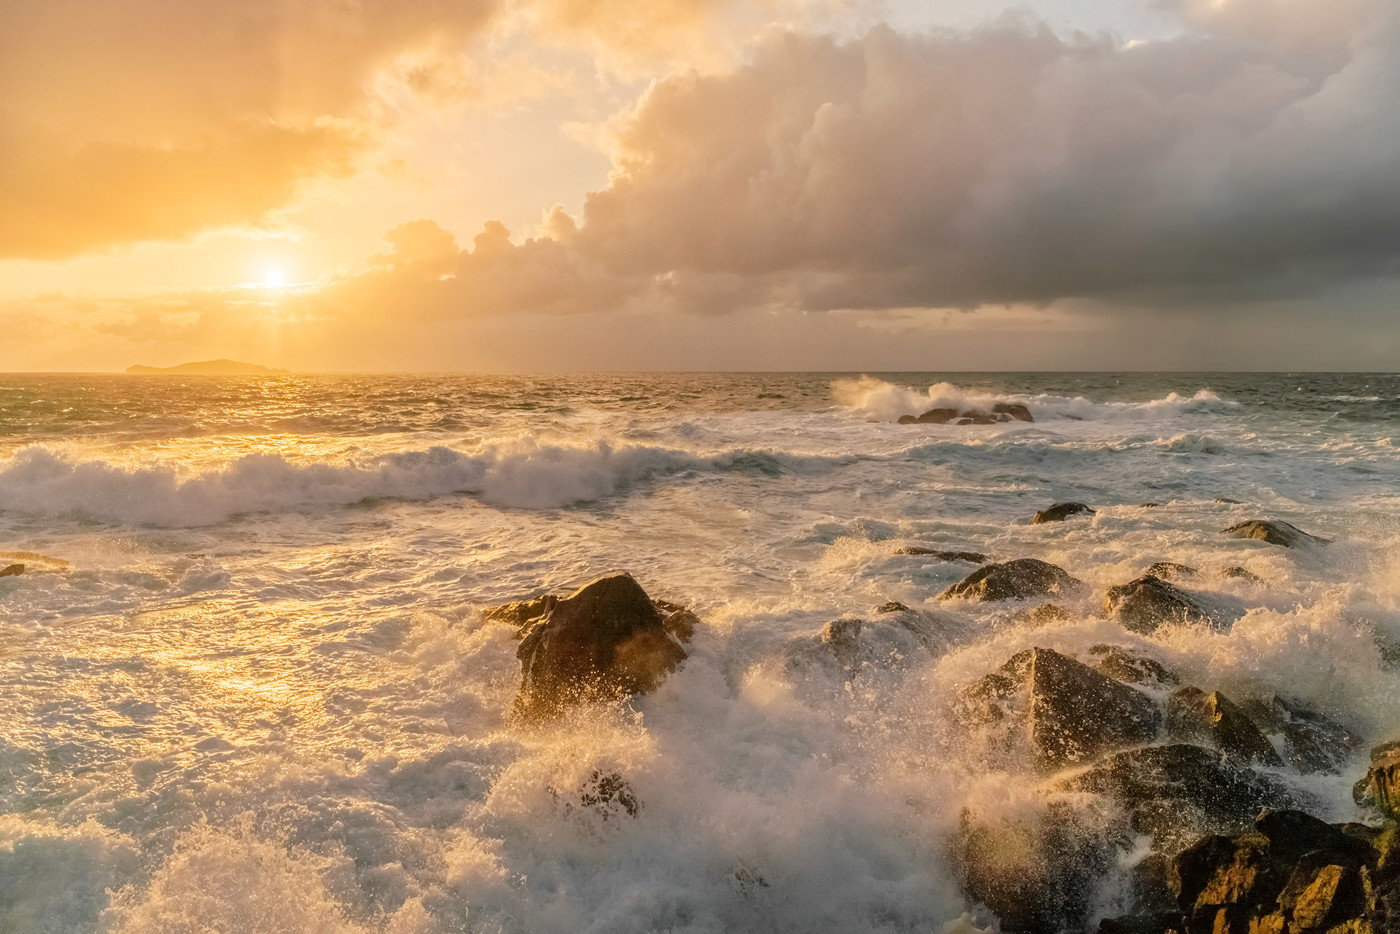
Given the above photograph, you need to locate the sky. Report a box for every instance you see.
[1,0,1398,372]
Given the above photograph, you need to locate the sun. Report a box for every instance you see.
[263,268,286,288]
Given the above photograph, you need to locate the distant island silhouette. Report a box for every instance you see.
[125,359,290,376]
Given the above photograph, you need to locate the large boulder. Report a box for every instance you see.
[897,403,1034,425]
[1031,502,1095,524]
[513,574,695,718]
[1165,688,1283,767]
[1223,520,1331,548]
[993,402,1035,422]
[1057,744,1306,851]
[956,647,1160,771]
[1105,576,1227,634]
[940,558,1083,602]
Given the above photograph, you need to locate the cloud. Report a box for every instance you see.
[0,0,498,259]
[248,0,1400,325]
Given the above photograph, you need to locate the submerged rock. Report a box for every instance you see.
[956,647,1160,771]
[1220,566,1264,583]
[893,547,987,563]
[940,558,1083,602]
[1144,562,1198,582]
[0,563,23,578]
[1088,644,1179,687]
[1223,519,1331,548]
[514,574,694,718]
[1166,687,1283,767]
[1031,502,1095,524]
[1105,575,1226,634]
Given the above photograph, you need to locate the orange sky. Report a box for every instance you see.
[3,0,1399,372]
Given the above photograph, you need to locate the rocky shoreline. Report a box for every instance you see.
[486,507,1393,934]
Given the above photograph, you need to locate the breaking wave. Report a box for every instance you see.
[0,441,846,527]
[832,377,1235,422]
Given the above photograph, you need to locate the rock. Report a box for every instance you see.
[1058,745,1305,849]
[1254,809,1375,868]
[1220,566,1264,583]
[893,547,987,563]
[1138,502,1163,509]
[1242,696,1363,775]
[1105,576,1226,634]
[1013,603,1071,625]
[1213,498,1244,505]
[1145,562,1198,582]
[914,407,959,424]
[1166,687,1283,767]
[992,402,1035,422]
[876,601,910,614]
[957,800,1122,933]
[956,647,1160,771]
[1031,502,1096,524]
[485,594,555,632]
[514,574,693,717]
[1357,740,1400,820]
[1223,519,1331,548]
[792,606,961,682]
[940,558,1083,602]
[1095,913,1184,933]
[0,564,23,578]
[1088,644,1179,687]
[956,412,1000,425]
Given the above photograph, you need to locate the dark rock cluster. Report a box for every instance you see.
[898,402,1035,425]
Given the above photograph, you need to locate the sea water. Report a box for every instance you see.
[0,372,1397,933]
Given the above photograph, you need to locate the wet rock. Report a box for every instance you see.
[957,800,1123,933]
[1223,519,1331,548]
[1166,687,1283,767]
[0,563,23,578]
[1220,566,1264,583]
[485,594,555,633]
[992,402,1035,422]
[1145,562,1198,582]
[1105,575,1226,634]
[1031,502,1096,524]
[1213,498,1244,505]
[893,547,987,563]
[1057,745,1304,849]
[792,606,961,682]
[900,405,1032,425]
[1357,740,1400,820]
[1013,603,1071,626]
[1242,695,1362,775]
[514,574,693,717]
[956,412,1000,425]
[939,558,1083,602]
[956,647,1159,771]
[1138,502,1164,509]
[1088,644,1179,687]
[876,601,910,614]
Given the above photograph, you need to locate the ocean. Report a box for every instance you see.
[0,372,1397,932]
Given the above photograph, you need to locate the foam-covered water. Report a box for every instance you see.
[1,372,1398,932]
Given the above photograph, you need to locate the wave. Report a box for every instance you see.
[0,441,839,527]
[831,377,1235,422]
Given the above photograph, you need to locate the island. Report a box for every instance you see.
[125,359,290,376]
